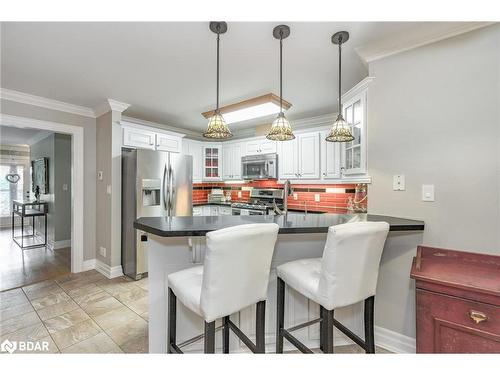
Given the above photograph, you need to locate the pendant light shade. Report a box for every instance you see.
[266,25,295,141]
[203,22,232,139]
[326,31,354,143]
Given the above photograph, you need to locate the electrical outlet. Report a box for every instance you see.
[293,193,298,200]
[99,246,107,257]
[237,191,242,198]
[62,184,68,191]
[393,175,405,191]
[314,194,320,202]
[97,171,103,180]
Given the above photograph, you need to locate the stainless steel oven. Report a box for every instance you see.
[231,207,266,215]
[241,153,278,180]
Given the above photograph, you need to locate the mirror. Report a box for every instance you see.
[31,157,49,194]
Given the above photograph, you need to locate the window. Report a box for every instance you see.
[0,164,25,216]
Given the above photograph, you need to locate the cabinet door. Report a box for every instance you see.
[245,140,261,155]
[156,133,181,153]
[202,206,211,216]
[259,140,277,154]
[222,145,233,180]
[320,131,341,179]
[230,143,242,179]
[297,132,320,179]
[123,127,156,150]
[203,145,222,181]
[342,91,367,175]
[278,138,298,179]
[183,140,203,183]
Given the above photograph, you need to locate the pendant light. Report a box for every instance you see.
[325,31,354,143]
[266,25,295,141]
[203,22,232,139]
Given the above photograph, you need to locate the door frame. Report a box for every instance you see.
[0,113,85,273]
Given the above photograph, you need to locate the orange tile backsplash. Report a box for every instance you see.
[193,180,368,214]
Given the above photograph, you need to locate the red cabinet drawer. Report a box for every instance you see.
[416,289,500,353]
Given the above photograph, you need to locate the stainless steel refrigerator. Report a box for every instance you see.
[122,148,192,280]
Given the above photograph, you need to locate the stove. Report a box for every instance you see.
[231,188,284,215]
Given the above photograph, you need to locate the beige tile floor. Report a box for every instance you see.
[1,270,390,354]
[0,270,148,353]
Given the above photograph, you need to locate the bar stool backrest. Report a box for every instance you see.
[317,221,390,310]
[200,223,280,322]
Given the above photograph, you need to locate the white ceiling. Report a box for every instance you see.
[0,22,488,134]
[0,125,52,145]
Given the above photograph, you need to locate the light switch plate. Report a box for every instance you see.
[393,175,405,191]
[422,184,435,202]
[62,184,68,191]
[314,194,320,202]
[293,193,298,200]
[237,191,242,198]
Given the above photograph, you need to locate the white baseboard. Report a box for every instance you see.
[95,259,123,279]
[53,239,71,249]
[375,325,416,353]
[82,258,96,272]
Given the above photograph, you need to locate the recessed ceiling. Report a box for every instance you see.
[0,22,487,134]
[0,125,52,145]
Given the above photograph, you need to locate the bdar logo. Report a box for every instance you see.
[1,339,17,354]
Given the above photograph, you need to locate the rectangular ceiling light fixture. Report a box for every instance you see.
[202,93,292,124]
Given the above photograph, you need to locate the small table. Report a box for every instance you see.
[12,200,48,250]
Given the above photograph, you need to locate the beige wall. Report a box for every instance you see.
[1,99,97,261]
[367,25,500,337]
[96,110,122,268]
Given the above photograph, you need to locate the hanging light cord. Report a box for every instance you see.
[216,27,220,111]
[279,31,283,114]
[337,34,343,114]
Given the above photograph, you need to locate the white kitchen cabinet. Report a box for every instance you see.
[192,206,202,216]
[297,132,320,179]
[222,142,242,180]
[156,133,182,153]
[278,132,320,180]
[244,138,277,155]
[122,126,156,150]
[218,206,232,215]
[341,86,368,176]
[182,139,203,182]
[122,122,183,153]
[201,205,211,216]
[202,144,222,181]
[320,130,341,179]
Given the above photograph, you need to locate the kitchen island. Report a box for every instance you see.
[134,213,424,353]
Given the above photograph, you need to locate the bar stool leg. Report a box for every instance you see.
[222,316,230,353]
[364,296,375,353]
[204,321,216,353]
[323,309,334,353]
[320,306,326,352]
[255,301,266,353]
[276,277,285,353]
[168,288,177,353]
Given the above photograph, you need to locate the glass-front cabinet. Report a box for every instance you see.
[202,144,222,181]
[342,89,367,175]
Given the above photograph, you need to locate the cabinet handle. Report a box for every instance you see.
[469,310,488,324]
[323,173,326,176]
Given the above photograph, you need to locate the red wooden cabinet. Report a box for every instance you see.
[410,246,500,353]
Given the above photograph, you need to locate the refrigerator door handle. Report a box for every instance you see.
[168,163,173,216]
[162,163,168,211]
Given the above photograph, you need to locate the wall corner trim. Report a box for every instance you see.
[95,99,131,117]
[82,259,97,272]
[95,259,124,279]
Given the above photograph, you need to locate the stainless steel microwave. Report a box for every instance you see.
[241,153,278,180]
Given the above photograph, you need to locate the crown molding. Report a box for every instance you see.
[94,99,131,117]
[121,115,199,138]
[342,76,375,103]
[356,22,494,63]
[0,88,96,118]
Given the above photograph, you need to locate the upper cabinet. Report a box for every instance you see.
[245,138,277,155]
[320,130,341,179]
[202,143,223,181]
[182,139,203,183]
[222,142,242,180]
[278,132,320,180]
[340,79,369,176]
[122,122,183,153]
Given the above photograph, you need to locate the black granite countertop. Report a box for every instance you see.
[134,213,424,237]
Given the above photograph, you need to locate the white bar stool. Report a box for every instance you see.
[275,221,390,354]
[167,223,279,354]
